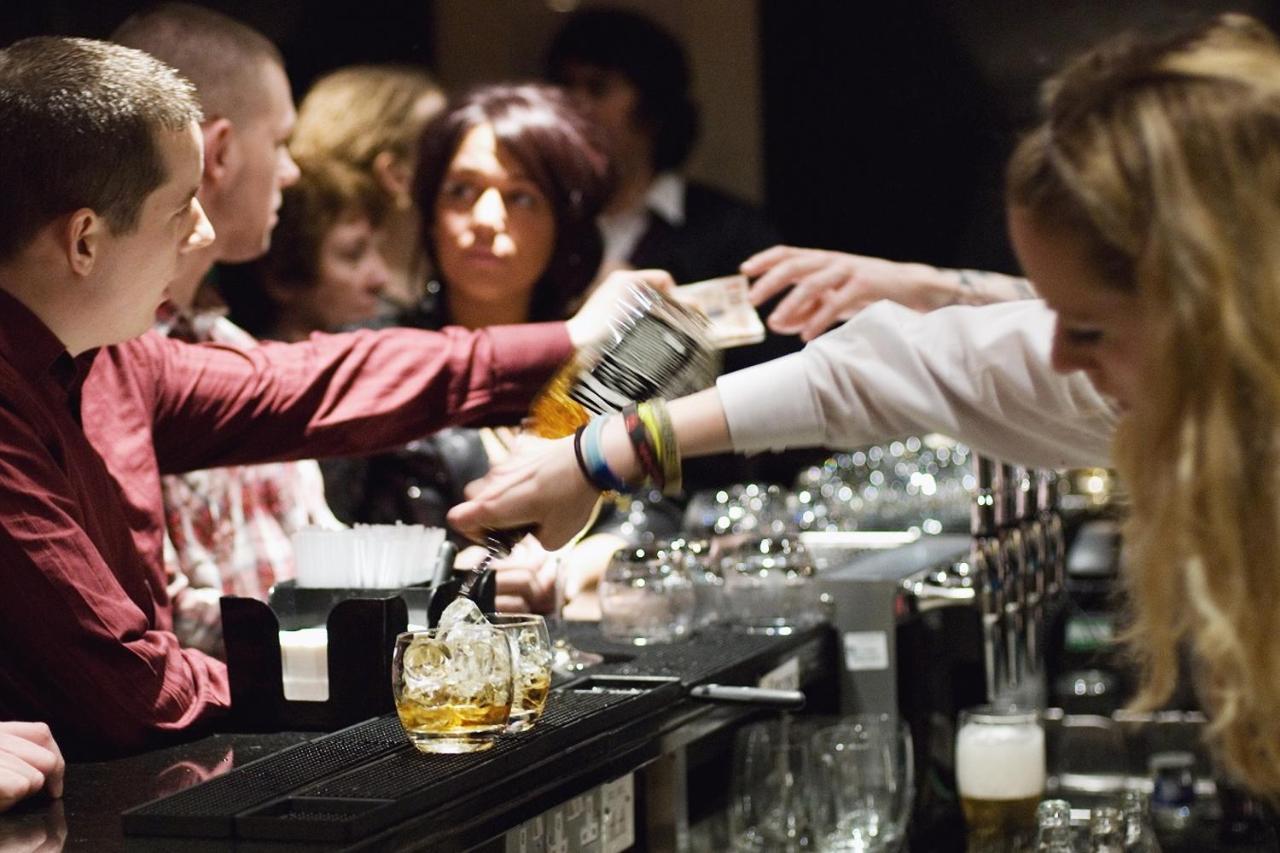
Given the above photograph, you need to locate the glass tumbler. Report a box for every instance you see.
[599,545,695,645]
[487,613,553,733]
[391,626,513,754]
[955,704,1046,852]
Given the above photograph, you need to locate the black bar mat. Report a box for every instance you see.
[123,625,829,844]
[121,716,405,838]
[236,686,678,843]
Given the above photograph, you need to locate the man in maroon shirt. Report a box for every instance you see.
[0,35,646,759]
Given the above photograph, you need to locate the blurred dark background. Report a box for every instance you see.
[4,0,1277,278]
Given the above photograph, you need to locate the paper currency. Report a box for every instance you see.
[672,274,766,348]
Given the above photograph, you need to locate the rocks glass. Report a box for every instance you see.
[487,613,554,733]
[392,625,513,754]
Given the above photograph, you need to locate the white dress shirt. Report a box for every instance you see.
[716,299,1118,468]
[598,172,686,269]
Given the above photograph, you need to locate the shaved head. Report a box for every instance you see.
[111,3,283,124]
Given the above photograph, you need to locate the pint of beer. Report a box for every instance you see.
[955,706,1045,852]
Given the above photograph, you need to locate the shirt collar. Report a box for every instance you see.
[0,287,79,387]
[645,172,686,226]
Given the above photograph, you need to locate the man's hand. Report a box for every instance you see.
[565,269,676,349]
[0,722,64,813]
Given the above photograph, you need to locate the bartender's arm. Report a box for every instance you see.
[0,722,64,812]
[743,245,1037,341]
[450,300,1116,548]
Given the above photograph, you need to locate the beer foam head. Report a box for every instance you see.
[955,720,1046,799]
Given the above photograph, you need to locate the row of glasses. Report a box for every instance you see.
[731,714,915,853]
[792,436,974,534]
[597,535,827,643]
[391,612,554,754]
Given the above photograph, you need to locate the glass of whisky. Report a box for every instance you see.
[392,625,514,754]
[486,613,554,732]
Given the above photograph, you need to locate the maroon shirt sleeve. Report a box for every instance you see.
[138,322,573,473]
[0,404,230,756]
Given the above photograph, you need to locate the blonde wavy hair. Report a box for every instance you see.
[1008,14,1280,797]
[290,64,445,179]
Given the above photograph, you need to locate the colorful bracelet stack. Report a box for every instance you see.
[571,398,682,497]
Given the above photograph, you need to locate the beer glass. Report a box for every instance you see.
[392,626,513,753]
[487,614,553,733]
[956,705,1045,851]
[730,717,816,852]
[809,714,914,853]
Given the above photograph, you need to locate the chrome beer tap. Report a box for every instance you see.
[1014,466,1043,678]
[1037,470,1067,598]
[992,463,1026,693]
[972,456,1008,701]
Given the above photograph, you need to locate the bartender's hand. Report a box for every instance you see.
[456,536,558,614]
[565,269,675,349]
[449,435,601,551]
[0,722,64,813]
[742,246,962,341]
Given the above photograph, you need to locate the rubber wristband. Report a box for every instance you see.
[581,416,632,494]
[572,425,602,490]
[622,403,664,490]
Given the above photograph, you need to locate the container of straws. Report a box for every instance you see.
[220,525,496,732]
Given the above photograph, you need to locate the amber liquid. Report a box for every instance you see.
[961,795,1041,851]
[519,671,552,715]
[527,359,592,439]
[395,696,510,735]
[527,288,719,440]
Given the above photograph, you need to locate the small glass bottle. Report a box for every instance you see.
[1148,751,1195,833]
[1089,805,1126,853]
[1034,799,1077,852]
[1120,789,1161,852]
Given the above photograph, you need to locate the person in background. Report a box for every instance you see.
[454,13,1280,800]
[222,158,391,342]
[547,6,822,490]
[288,64,446,323]
[163,158,389,656]
[292,83,640,613]
[546,6,776,284]
[0,722,63,813]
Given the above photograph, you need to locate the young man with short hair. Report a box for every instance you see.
[0,34,635,758]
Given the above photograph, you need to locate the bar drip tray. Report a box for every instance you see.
[123,625,832,846]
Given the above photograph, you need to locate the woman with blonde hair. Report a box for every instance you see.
[290,64,446,319]
[452,14,1280,798]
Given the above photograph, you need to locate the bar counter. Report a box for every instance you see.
[0,623,837,852]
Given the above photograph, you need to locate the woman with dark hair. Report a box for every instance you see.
[412,83,610,327]
[319,84,644,611]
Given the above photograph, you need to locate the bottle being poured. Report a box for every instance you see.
[444,279,720,615]
[527,278,721,439]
